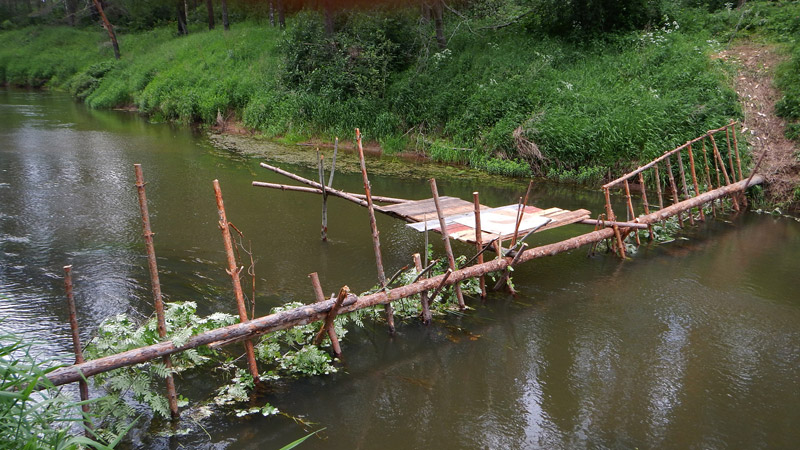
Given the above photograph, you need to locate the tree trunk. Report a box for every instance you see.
[176,0,188,35]
[323,0,334,37]
[92,0,120,59]
[221,0,229,30]
[269,0,275,26]
[65,0,77,26]
[277,0,285,28]
[205,0,214,29]
[432,0,446,49]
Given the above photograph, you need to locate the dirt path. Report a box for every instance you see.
[716,42,799,208]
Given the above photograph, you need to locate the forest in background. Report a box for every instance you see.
[1,0,798,182]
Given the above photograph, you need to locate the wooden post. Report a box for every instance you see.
[726,126,736,182]
[512,197,524,246]
[654,163,665,211]
[676,148,695,225]
[133,164,179,419]
[309,273,342,357]
[213,180,260,381]
[603,187,626,258]
[328,137,338,188]
[709,134,740,211]
[623,180,640,245]
[664,154,684,227]
[429,178,465,309]
[702,139,716,217]
[314,286,349,348]
[91,0,120,59]
[687,144,705,222]
[317,150,328,241]
[493,243,528,292]
[413,253,432,324]
[512,180,534,246]
[472,192,486,298]
[637,173,654,240]
[732,123,743,180]
[63,265,92,434]
[356,128,394,333]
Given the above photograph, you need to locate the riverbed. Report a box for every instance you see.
[1,88,798,449]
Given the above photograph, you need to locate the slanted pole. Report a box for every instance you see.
[676,148,695,225]
[732,123,743,180]
[687,143,705,221]
[665,154,684,227]
[702,139,716,217]
[213,180,260,381]
[623,180,640,245]
[63,266,92,434]
[328,137,338,188]
[91,0,120,59]
[430,178,465,309]
[637,173,654,240]
[512,180,534,246]
[473,192,486,298]
[726,126,736,182]
[709,133,740,211]
[413,253,432,324]
[603,187,626,258]
[356,128,394,333]
[134,164,179,419]
[309,273,342,357]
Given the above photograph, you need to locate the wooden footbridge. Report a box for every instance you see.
[42,123,764,425]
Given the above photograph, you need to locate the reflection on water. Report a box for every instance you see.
[1,88,799,449]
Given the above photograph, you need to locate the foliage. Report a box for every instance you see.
[776,44,800,142]
[5,1,793,182]
[0,329,123,449]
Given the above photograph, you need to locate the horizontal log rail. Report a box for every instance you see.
[43,174,763,388]
[252,181,408,204]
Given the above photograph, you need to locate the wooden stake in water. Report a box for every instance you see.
[665,154,684,227]
[603,187,626,258]
[637,172,654,240]
[623,179,640,245]
[63,265,92,434]
[213,179,260,381]
[430,178,465,309]
[512,180,534,247]
[413,253,432,324]
[473,192,486,298]
[676,148,695,225]
[356,128,394,333]
[133,164,179,419]
[317,150,328,241]
[709,133,740,211]
[309,272,342,356]
[687,143,705,222]
[732,122,743,181]
[702,139,716,217]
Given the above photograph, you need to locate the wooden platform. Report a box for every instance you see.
[381,197,590,245]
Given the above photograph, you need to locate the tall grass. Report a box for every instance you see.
[0,330,120,449]
[0,4,774,180]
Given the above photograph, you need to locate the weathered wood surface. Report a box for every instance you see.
[252,181,408,204]
[44,175,763,387]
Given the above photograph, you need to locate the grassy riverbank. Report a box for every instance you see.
[1,2,798,182]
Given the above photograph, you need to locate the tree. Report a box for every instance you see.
[221,0,229,30]
[323,0,334,37]
[206,0,214,29]
[176,0,188,35]
[431,0,446,49]
[92,0,120,59]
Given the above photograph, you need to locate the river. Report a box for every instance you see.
[1,88,799,449]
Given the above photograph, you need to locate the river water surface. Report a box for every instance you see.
[1,89,799,449]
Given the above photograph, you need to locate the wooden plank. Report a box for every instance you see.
[382,196,462,216]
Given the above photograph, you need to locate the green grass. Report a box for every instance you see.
[6,3,795,180]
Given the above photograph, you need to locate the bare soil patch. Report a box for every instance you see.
[716,42,800,208]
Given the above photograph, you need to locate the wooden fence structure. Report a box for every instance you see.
[43,124,764,424]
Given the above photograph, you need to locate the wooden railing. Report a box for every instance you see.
[601,121,745,257]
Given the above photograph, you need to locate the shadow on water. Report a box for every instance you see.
[1,88,799,449]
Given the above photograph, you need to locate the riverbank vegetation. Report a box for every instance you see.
[2,1,797,182]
